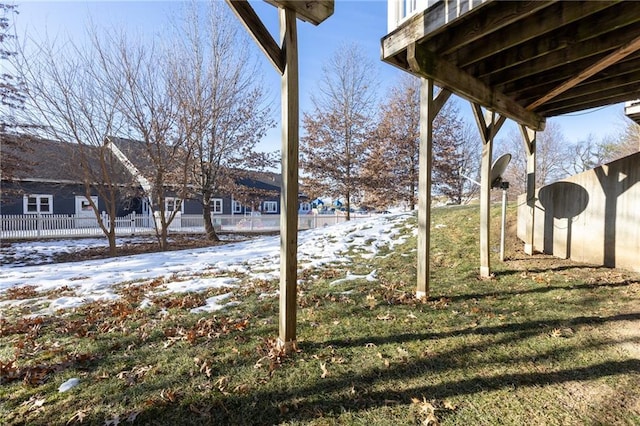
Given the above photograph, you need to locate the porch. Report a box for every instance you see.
[382,0,640,295]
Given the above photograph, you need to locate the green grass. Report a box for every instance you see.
[1,205,639,425]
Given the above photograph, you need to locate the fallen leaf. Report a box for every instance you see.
[216,376,230,393]
[320,362,329,379]
[412,397,439,425]
[20,396,45,412]
[67,409,88,424]
[233,383,251,393]
[103,415,120,426]
[125,411,140,423]
[443,400,457,410]
[376,312,394,321]
[550,328,562,338]
[160,388,179,403]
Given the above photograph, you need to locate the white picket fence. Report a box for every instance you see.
[0,212,154,239]
[0,212,370,240]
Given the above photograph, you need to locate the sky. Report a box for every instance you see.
[0,212,413,316]
[12,0,629,154]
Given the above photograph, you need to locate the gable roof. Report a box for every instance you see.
[1,134,133,185]
[109,136,285,194]
[1,134,288,198]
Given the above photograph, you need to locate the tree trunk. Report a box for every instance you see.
[345,190,351,221]
[160,225,169,251]
[107,231,117,257]
[202,202,220,242]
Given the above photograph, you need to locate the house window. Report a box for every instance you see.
[80,200,92,211]
[211,198,223,214]
[165,197,183,213]
[262,201,278,213]
[299,202,311,213]
[24,195,53,214]
[232,200,243,214]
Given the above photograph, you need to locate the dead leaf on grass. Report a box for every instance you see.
[160,388,180,403]
[320,362,329,379]
[377,311,394,321]
[443,400,457,410]
[216,376,230,393]
[103,415,120,426]
[233,383,251,393]
[67,409,89,424]
[20,395,45,412]
[411,396,439,425]
[194,357,213,378]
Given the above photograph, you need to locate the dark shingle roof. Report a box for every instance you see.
[1,135,132,185]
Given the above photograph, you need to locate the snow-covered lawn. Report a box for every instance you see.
[0,213,415,316]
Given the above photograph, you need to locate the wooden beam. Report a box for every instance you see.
[451,1,616,69]
[278,7,298,351]
[527,34,640,111]
[540,72,640,108]
[481,6,640,86]
[432,87,452,120]
[541,91,640,117]
[407,43,545,131]
[416,78,449,299]
[471,104,505,278]
[505,52,640,101]
[474,105,494,279]
[474,23,639,82]
[434,1,553,56]
[519,125,536,256]
[226,0,285,73]
[265,0,333,26]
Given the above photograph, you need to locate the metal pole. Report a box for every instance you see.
[500,181,509,262]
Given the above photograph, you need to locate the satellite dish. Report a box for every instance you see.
[490,153,511,188]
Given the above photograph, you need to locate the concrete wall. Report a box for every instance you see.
[517,151,640,272]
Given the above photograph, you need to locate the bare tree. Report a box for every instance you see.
[362,75,420,210]
[113,36,191,251]
[602,117,640,161]
[15,27,132,256]
[431,102,476,204]
[363,76,479,209]
[1,3,31,184]
[497,121,568,194]
[301,43,377,219]
[170,2,274,241]
[451,122,482,204]
[562,133,610,175]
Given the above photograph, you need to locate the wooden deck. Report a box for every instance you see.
[382,1,640,130]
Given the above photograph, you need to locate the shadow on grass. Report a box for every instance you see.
[128,311,640,425]
[431,278,639,304]
[310,312,640,350]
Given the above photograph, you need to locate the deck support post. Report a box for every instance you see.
[416,79,435,299]
[226,0,333,352]
[278,7,299,351]
[519,125,537,255]
[471,103,506,278]
[416,77,451,299]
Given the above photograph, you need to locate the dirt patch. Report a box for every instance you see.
[51,234,224,263]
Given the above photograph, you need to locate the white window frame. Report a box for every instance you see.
[263,201,278,213]
[299,202,311,212]
[232,200,243,214]
[23,194,53,214]
[211,198,223,214]
[165,197,184,213]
